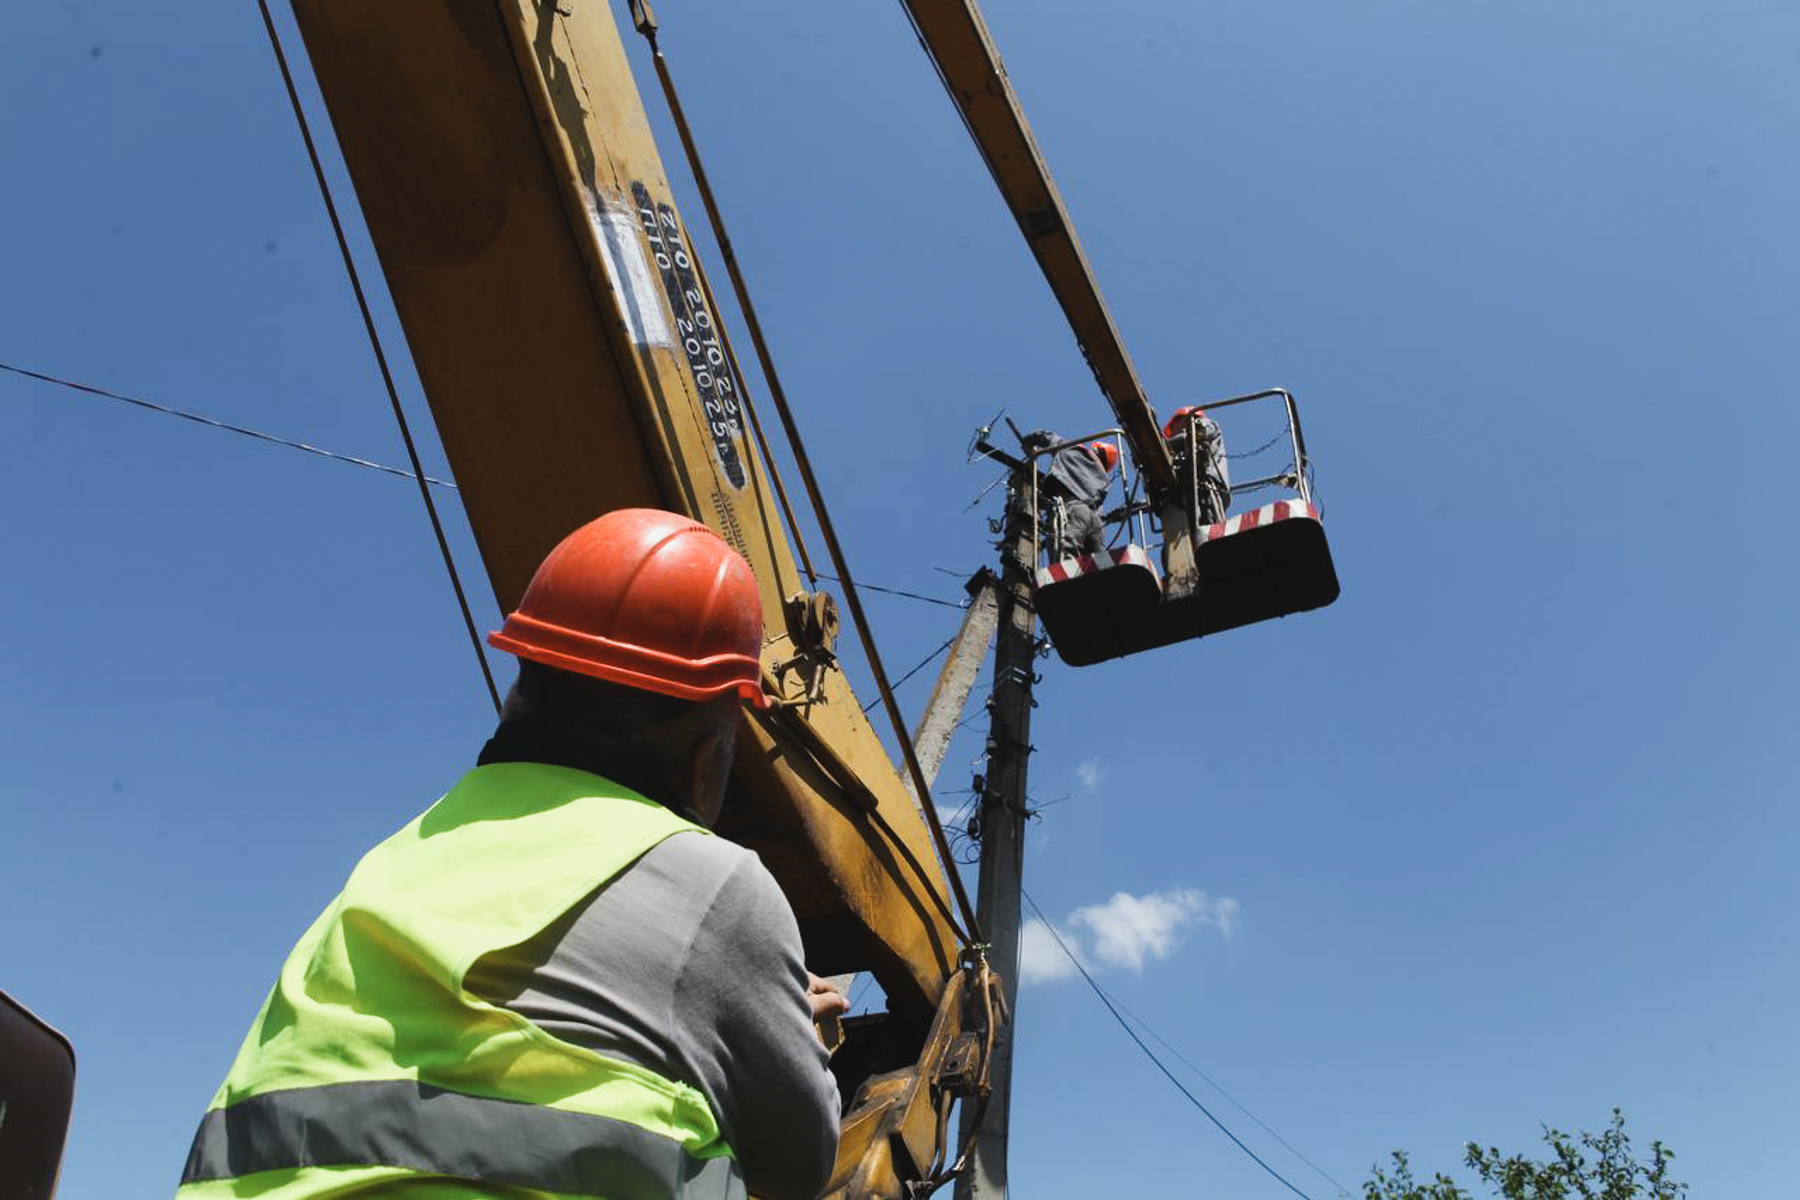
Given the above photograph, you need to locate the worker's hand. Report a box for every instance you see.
[805,973,850,1021]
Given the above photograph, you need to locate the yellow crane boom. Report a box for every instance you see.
[898,0,1175,492]
[284,0,1177,1191]
[289,0,963,1024]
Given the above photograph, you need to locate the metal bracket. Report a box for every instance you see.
[772,590,842,707]
[826,962,997,1197]
[935,1033,982,1096]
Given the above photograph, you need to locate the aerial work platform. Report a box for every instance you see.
[1028,389,1340,667]
[1036,498,1339,665]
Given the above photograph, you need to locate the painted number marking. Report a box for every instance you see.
[632,181,748,491]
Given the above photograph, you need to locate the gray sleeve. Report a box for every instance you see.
[1047,444,1111,508]
[465,834,840,1200]
[672,854,841,1200]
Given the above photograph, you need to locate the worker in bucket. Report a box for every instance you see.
[1163,405,1231,526]
[1028,430,1119,559]
[176,509,847,1200]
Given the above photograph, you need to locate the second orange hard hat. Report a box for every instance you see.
[488,509,772,709]
[1162,405,1207,439]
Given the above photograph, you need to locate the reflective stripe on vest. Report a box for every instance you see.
[180,1080,745,1199]
[177,763,736,1199]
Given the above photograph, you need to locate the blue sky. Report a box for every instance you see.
[3,2,1795,1197]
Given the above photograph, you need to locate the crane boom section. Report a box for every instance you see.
[288,0,959,1020]
[900,0,1176,493]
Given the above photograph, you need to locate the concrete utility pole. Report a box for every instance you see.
[955,472,1039,1200]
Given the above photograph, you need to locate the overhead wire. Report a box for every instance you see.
[862,634,958,714]
[254,0,500,717]
[0,361,457,488]
[952,708,989,734]
[818,573,967,611]
[962,470,1008,513]
[940,786,984,865]
[950,675,999,734]
[1021,889,1321,1200]
[1104,992,1355,1199]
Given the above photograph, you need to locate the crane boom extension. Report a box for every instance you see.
[898,1,1200,591]
[286,0,962,1034]
[900,1,1172,491]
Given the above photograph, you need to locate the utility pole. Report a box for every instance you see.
[956,469,1039,1200]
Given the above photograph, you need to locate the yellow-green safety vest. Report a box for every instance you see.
[176,762,744,1200]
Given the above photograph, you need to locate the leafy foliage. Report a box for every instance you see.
[1363,1109,1686,1200]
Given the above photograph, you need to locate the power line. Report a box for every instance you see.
[951,680,998,734]
[0,361,455,488]
[1020,889,1320,1200]
[817,573,966,611]
[862,634,957,714]
[1105,991,1353,1198]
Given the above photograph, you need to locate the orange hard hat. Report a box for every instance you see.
[489,509,771,709]
[1087,440,1120,472]
[1162,405,1206,439]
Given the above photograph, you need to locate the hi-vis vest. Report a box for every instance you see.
[176,762,745,1200]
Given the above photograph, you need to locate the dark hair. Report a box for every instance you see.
[495,660,737,816]
[507,658,698,728]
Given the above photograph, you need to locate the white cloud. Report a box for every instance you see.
[1015,888,1241,988]
[1018,916,1082,984]
[1200,895,1241,938]
[1076,758,1105,790]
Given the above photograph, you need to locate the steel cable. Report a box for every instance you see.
[632,13,980,945]
[255,0,500,716]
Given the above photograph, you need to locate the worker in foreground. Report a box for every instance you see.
[176,509,847,1200]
